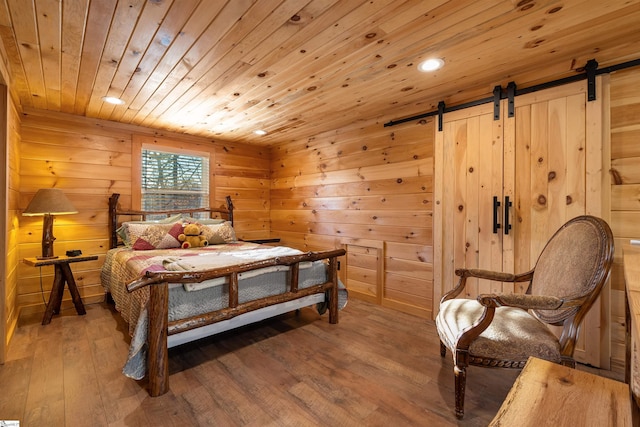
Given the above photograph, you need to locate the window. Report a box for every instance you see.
[141,148,209,213]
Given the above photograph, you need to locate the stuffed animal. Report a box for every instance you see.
[178,223,209,249]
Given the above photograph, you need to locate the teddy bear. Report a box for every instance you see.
[178,223,209,249]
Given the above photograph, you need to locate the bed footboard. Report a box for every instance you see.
[127,249,346,397]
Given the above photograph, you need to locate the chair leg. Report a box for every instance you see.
[454,364,466,419]
[440,340,446,357]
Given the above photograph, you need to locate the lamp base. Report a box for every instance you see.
[41,213,56,259]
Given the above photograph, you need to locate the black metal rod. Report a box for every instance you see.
[384,57,640,128]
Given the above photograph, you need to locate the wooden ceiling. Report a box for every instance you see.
[0,0,639,146]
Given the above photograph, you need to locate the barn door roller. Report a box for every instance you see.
[507,82,516,117]
[493,85,501,120]
[585,59,598,101]
[437,101,445,131]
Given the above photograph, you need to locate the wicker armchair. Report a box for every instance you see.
[435,215,614,419]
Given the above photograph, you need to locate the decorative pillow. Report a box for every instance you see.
[181,215,226,225]
[117,213,183,246]
[128,222,184,250]
[194,221,236,244]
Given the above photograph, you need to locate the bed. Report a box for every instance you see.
[101,193,347,396]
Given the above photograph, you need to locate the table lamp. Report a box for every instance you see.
[23,188,78,259]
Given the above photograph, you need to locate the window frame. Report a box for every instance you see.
[132,135,214,211]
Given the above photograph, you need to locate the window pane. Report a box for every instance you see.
[141,149,209,213]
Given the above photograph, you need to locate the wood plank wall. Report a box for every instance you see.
[1,41,21,361]
[609,68,640,373]
[4,90,20,357]
[270,118,434,319]
[6,66,639,373]
[16,108,270,320]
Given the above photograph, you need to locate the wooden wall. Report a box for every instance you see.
[4,62,639,375]
[270,117,434,318]
[0,42,21,362]
[4,89,20,357]
[609,68,640,373]
[16,108,270,320]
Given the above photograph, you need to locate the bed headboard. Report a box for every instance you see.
[108,193,234,249]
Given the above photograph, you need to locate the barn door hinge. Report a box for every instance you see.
[585,59,598,101]
[438,101,446,131]
[493,85,502,120]
[507,81,516,117]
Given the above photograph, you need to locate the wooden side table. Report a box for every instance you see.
[23,255,98,325]
[489,357,632,426]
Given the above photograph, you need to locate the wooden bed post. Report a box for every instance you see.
[108,193,120,249]
[225,195,234,226]
[329,257,339,324]
[229,273,239,308]
[148,282,169,396]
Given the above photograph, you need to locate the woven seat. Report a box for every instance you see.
[435,215,614,419]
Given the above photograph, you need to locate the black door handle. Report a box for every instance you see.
[493,196,501,234]
[504,196,513,235]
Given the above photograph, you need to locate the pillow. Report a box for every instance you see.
[116,214,183,246]
[196,221,237,244]
[181,216,227,225]
[128,222,184,250]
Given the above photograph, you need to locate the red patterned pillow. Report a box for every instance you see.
[129,222,184,250]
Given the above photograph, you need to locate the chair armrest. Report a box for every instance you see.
[442,268,534,303]
[477,293,563,310]
[477,293,589,310]
[455,268,533,283]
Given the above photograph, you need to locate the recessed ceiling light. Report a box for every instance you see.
[417,58,445,72]
[254,130,267,136]
[102,96,125,105]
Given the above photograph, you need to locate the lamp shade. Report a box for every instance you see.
[23,188,78,216]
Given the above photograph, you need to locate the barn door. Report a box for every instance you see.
[434,79,606,366]
[434,101,507,301]
[505,79,606,366]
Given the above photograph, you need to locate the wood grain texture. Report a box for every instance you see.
[1,298,527,426]
[1,0,639,385]
[1,1,640,144]
[2,298,626,426]
[489,357,632,426]
[624,244,640,408]
[610,69,640,376]
[435,81,606,366]
[271,117,433,318]
[2,82,21,362]
[16,110,270,320]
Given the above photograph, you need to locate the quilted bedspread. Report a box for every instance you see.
[100,242,347,379]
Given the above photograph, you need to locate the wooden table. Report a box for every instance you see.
[625,243,640,407]
[490,357,632,426]
[23,255,98,325]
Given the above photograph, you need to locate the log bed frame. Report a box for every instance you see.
[107,193,346,396]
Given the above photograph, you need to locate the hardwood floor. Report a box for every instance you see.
[2,298,534,426]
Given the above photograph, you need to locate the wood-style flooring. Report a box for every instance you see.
[0,297,593,426]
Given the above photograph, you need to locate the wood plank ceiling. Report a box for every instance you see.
[0,0,639,146]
